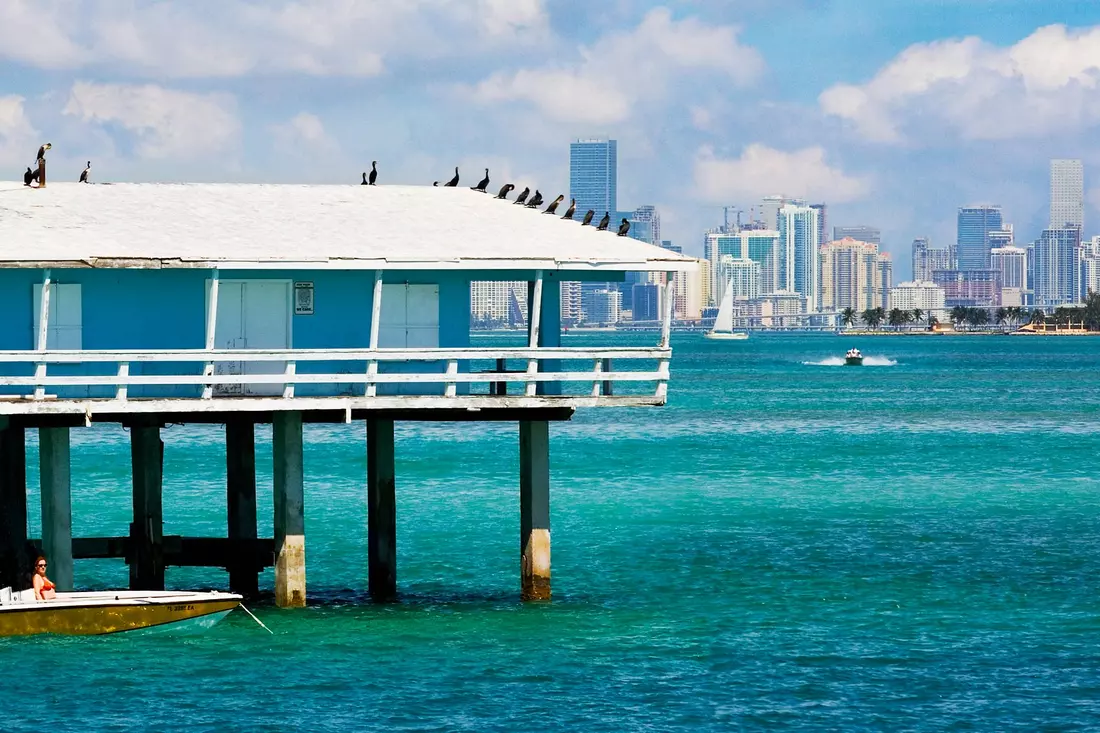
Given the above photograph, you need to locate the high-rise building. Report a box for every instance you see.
[912,238,953,281]
[833,226,881,246]
[778,204,821,311]
[470,281,527,326]
[704,230,780,302]
[1081,237,1100,299]
[889,281,946,322]
[877,253,893,308]
[661,240,681,254]
[1033,226,1082,307]
[988,226,1013,249]
[758,195,805,231]
[631,283,661,322]
[716,255,761,303]
[818,238,882,312]
[560,281,583,326]
[990,246,1027,289]
[625,205,661,245]
[1050,159,1084,230]
[957,205,1003,270]
[932,269,1001,307]
[810,204,827,255]
[570,139,617,218]
[672,265,704,320]
[582,288,622,325]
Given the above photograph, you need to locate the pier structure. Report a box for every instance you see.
[0,182,692,605]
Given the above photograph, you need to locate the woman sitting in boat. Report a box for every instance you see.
[32,556,56,601]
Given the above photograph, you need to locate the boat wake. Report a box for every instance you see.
[803,356,898,367]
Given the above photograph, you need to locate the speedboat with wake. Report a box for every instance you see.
[844,348,864,366]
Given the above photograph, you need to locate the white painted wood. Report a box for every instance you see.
[525,272,543,397]
[365,361,379,398]
[445,359,458,398]
[205,270,220,351]
[214,280,292,396]
[591,359,603,398]
[380,284,439,349]
[660,275,675,349]
[116,363,130,401]
[0,394,665,418]
[34,363,47,401]
[36,269,51,351]
[367,271,383,397]
[283,361,296,399]
[34,282,82,350]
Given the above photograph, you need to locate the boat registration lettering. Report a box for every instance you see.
[168,604,196,612]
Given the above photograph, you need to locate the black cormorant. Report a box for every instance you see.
[472,169,490,192]
[444,167,460,187]
[514,187,530,205]
[23,167,34,186]
[496,183,515,199]
[79,161,90,183]
[561,199,576,220]
[543,194,564,214]
[525,190,543,208]
[581,210,595,226]
[369,161,377,185]
[617,218,630,236]
[597,212,610,230]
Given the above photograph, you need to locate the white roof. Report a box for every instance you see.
[0,182,695,272]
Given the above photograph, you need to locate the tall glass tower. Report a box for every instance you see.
[778,204,821,312]
[570,139,617,219]
[1050,159,1084,229]
[957,206,1003,270]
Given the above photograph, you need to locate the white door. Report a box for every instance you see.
[378,284,440,395]
[213,281,291,395]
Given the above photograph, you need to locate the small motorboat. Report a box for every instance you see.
[844,348,864,366]
[0,588,241,637]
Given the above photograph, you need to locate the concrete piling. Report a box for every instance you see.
[519,420,551,601]
[0,421,28,591]
[129,424,165,590]
[273,412,306,608]
[367,418,397,601]
[39,427,73,591]
[226,421,259,597]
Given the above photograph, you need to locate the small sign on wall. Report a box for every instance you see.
[294,281,315,315]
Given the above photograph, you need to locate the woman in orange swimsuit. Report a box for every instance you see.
[32,556,56,600]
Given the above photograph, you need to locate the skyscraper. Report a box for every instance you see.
[1033,226,1082,307]
[957,206,1003,270]
[810,204,827,255]
[819,238,882,312]
[778,205,821,311]
[1050,159,1084,229]
[833,226,881,246]
[570,139,617,219]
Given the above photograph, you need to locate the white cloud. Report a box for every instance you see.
[0,0,550,78]
[272,112,336,156]
[694,144,871,204]
[466,8,764,124]
[820,24,1100,143]
[63,82,240,160]
[0,95,37,168]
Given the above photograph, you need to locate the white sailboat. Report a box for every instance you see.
[705,278,748,340]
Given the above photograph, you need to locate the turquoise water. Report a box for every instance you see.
[3,333,1100,731]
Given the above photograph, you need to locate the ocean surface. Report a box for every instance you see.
[3,333,1100,732]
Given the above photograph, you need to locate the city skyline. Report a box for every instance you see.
[4,3,1100,275]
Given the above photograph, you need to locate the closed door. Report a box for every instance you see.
[213,281,291,395]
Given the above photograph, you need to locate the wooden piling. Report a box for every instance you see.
[0,421,28,591]
[273,412,306,608]
[519,420,551,600]
[226,421,259,597]
[39,427,73,591]
[130,424,165,590]
[367,418,397,601]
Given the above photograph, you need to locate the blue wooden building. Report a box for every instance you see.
[0,181,693,605]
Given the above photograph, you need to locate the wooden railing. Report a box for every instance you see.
[0,346,672,410]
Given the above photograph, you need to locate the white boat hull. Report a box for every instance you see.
[705,331,749,340]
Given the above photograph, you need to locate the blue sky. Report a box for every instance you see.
[3,0,1100,278]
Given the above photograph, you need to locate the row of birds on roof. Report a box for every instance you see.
[361,162,631,236]
[21,144,92,186]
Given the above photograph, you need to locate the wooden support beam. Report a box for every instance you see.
[525,271,544,397]
[226,421,259,597]
[30,536,274,567]
[273,412,306,607]
[39,427,73,591]
[366,270,383,398]
[367,418,397,601]
[129,425,165,590]
[0,424,28,591]
[519,420,550,601]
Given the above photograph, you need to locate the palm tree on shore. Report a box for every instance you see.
[912,308,924,327]
[862,307,883,330]
[1030,309,1046,324]
[995,307,1008,331]
[841,307,857,329]
[951,305,968,330]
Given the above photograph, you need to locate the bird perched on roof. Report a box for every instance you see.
[369,161,378,185]
[444,167,460,187]
[361,172,368,185]
[79,161,91,183]
[471,169,490,192]
[561,199,576,220]
[617,218,630,236]
[513,187,530,205]
[525,190,543,209]
[23,167,34,186]
[597,212,610,231]
[496,183,515,200]
[36,142,51,162]
[581,210,595,226]
[543,194,564,214]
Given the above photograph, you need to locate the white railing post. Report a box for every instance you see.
[366,270,383,398]
[116,362,129,401]
[202,269,220,399]
[525,271,544,397]
[445,359,458,398]
[591,358,603,397]
[657,273,675,401]
[283,361,296,399]
[34,268,52,400]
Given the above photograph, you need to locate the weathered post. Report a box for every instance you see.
[39,427,73,591]
[226,420,259,597]
[0,419,29,591]
[273,412,306,607]
[35,142,50,189]
[519,420,550,600]
[367,418,397,601]
[129,422,165,590]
